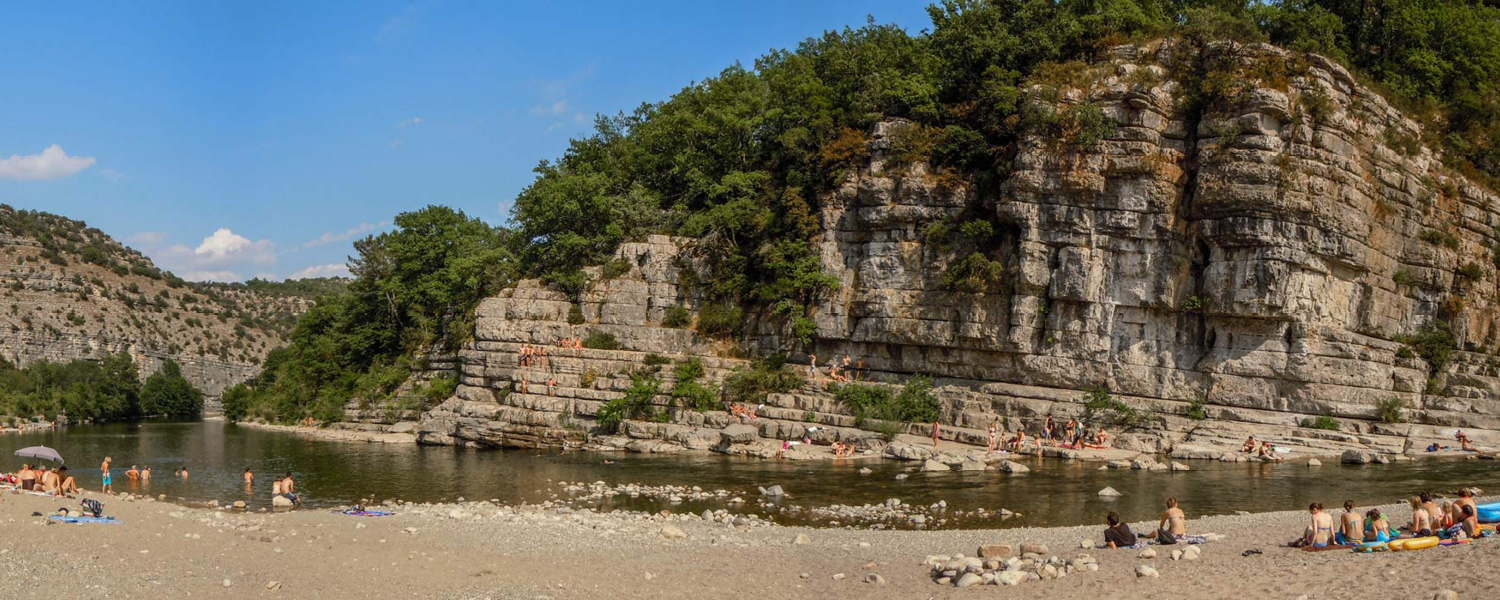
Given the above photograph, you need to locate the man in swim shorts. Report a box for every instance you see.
[100,457,112,494]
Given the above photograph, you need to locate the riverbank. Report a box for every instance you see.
[232,419,417,444]
[2,487,1493,599]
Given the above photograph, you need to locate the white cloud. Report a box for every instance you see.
[179,270,242,283]
[128,232,167,247]
[194,228,275,264]
[530,100,568,116]
[302,221,385,249]
[397,116,424,128]
[289,263,351,279]
[140,228,278,282]
[99,168,126,183]
[0,144,96,180]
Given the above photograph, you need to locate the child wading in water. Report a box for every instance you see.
[100,457,113,494]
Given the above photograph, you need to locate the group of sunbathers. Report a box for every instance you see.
[1240,435,1285,461]
[6,463,80,497]
[1293,488,1487,548]
[518,343,550,367]
[982,415,1112,454]
[809,353,866,383]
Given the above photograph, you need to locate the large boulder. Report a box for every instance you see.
[720,424,759,445]
[1000,460,1031,473]
[921,459,951,472]
[1341,449,1375,464]
[272,495,295,508]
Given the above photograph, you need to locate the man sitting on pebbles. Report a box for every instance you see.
[1103,511,1138,548]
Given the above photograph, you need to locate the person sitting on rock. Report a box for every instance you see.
[1007,429,1027,452]
[1088,427,1110,449]
[1104,511,1137,549]
[1456,431,1476,451]
[1241,435,1258,453]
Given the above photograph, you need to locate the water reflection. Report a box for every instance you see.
[3,420,1495,529]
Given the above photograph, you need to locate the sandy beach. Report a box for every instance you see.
[1,485,1495,600]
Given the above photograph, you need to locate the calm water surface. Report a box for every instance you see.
[4,420,1496,529]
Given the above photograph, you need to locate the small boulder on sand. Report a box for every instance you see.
[978,544,1013,558]
[1135,565,1159,578]
[659,525,687,540]
[1138,548,1156,559]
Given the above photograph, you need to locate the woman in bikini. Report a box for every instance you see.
[1337,500,1363,545]
[1409,496,1434,537]
[1301,502,1334,547]
[1043,415,1055,444]
[987,420,999,453]
[1365,509,1394,542]
[1154,497,1187,544]
[1459,505,1479,539]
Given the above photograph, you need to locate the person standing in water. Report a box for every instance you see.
[100,457,113,494]
[243,468,254,485]
[141,466,151,481]
[180,467,189,480]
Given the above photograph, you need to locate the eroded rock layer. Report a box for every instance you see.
[408,43,1500,459]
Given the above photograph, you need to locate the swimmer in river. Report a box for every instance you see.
[126,465,140,481]
[1154,497,1187,544]
[180,467,189,480]
[244,468,254,485]
[141,466,151,481]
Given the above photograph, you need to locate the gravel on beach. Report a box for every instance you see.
[0,488,1496,600]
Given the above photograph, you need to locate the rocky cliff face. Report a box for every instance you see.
[406,42,1500,459]
[0,207,312,395]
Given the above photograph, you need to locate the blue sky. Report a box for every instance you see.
[0,1,932,282]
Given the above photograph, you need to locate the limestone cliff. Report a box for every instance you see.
[399,42,1500,459]
[0,206,319,395]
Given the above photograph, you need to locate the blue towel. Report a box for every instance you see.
[49,516,121,524]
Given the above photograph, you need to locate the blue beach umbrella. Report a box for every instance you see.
[14,446,64,464]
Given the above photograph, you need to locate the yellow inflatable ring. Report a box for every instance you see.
[1387,539,1407,551]
[1402,537,1440,551]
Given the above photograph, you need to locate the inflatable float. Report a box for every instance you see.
[1476,502,1500,523]
[1389,537,1440,551]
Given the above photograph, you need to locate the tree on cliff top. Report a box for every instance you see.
[511,0,1500,325]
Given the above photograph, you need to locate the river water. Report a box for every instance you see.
[4,420,1495,529]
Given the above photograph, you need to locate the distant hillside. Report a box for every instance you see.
[0,204,344,394]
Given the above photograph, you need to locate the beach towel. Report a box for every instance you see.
[337,509,395,517]
[48,515,120,524]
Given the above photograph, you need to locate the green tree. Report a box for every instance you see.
[141,360,204,419]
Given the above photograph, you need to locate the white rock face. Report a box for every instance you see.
[371,45,1500,460]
